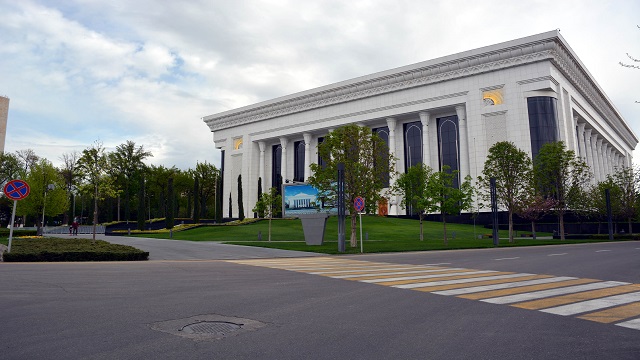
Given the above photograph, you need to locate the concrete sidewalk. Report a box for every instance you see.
[57,233,323,260]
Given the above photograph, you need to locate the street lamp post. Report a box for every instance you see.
[40,183,55,234]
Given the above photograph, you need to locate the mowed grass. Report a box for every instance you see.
[134,216,611,255]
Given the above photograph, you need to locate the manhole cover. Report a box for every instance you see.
[181,321,242,335]
[150,314,266,341]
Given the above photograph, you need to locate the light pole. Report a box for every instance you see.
[41,183,55,234]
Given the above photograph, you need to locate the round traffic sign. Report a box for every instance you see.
[4,179,30,201]
[354,196,365,212]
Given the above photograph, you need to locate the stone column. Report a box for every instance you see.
[576,122,587,161]
[594,138,604,182]
[386,117,398,216]
[606,146,614,175]
[455,105,470,180]
[258,141,266,187]
[419,111,431,169]
[280,137,288,183]
[584,129,594,181]
[303,133,312,181]
[589,134,600,182]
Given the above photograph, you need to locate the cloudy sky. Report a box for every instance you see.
[1,0,638,170]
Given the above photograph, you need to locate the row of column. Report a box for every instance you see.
[575,119,623,183]
[255,105,472,216]
[257,133,315,187]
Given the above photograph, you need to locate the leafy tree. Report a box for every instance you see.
[193,161,219,218]
[393,164,438,241]
[610,166,639,233]
[0,152,23,184]
[478,141,532,243]
[533,141,590,241]
[16,149,39,174]
[516,194,557,239]
[77,141,115,242]
[166,176,175,229]
[59,151,82,225]
[137,175,146,230]
[215,176,223,223]
[308,124,394,247]
[252,187,282,241]
[237,174,245,220]
[431,166,474,245]
[109,141,153,222]
[16,159,68,232]
[193,176,200,223]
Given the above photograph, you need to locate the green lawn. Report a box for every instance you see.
[132,216,615,255]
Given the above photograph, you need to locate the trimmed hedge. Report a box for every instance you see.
[0,229,38,237]
[3,238,149,262]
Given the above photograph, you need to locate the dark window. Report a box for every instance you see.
[437,115,460,189]
[373,126,390,187]
[404,121,422,171]
[220,149,225,209]
[272,145,282,194]
[317,137,327,169]
[294,140,305,182]
[527,96,558,160]
[575,126,581,157]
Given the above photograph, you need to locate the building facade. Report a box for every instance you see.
[0,96,8,153]
[204,31,637,218]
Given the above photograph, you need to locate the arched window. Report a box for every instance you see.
[437,116,460,188]
[527,96,558,160]
[373,127,390,187]
[272,145,282,194]
[404,121,422,171]
[294,140,305,182]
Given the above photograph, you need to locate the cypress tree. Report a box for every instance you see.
[193,177,200,223]
[137,176,145,231]
[256,177,262,217]
[166,176,174,229]
[215,176,223,223]
[238,174,245,220]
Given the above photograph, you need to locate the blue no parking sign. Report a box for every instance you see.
[4,179,30,253]
[4,179,30,201]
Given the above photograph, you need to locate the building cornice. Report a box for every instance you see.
[203,31,637,148]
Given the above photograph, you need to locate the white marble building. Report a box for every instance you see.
[204,30,637,218]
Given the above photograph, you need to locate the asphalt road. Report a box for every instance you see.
[2,239,639,359]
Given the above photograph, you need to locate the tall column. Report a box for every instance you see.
[258,141,266,187]
[576,122,587,161]
[589,134,600,182]
[280,137,288,182]
[599,142,607,179]
[584,129,594,181]
[594,138,604,182]
[419,111,431,169]
[386,117,398,216]
[606,146,613,175]
[455,105,470,181]
[303,133,312,181]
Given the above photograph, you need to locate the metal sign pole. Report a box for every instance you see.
[337,163,345,253]
[359,212,363,253]
[490,177,499,246]
[8,200,17,253]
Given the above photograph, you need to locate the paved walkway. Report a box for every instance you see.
[60,233,322,260]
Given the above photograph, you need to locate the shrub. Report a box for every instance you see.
[2,238,148,262]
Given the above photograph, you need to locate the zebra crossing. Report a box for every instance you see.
[226,257,640,331]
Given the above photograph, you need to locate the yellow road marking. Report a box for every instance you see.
[578,303,640,323]
[512,284,640,310]
[378,272,514,286]
[415,275,550,292]
[459,278,597,300]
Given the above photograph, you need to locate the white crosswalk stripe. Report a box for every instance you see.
[227,257,640,332]
[541,291,640,316]
[433,276,577,296]
[482,281,629,304]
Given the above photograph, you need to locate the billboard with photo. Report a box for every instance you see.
[282,183,337,218]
